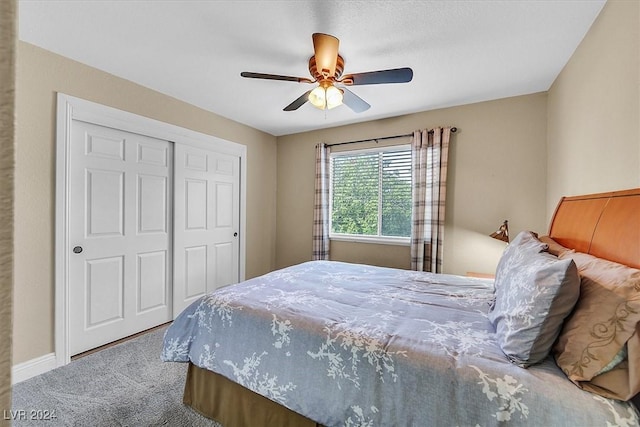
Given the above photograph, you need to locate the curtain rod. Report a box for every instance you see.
[326,127,457,147]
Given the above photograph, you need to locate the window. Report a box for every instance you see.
[330,145,411,243]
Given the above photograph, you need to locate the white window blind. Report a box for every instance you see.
[330,146,411,240]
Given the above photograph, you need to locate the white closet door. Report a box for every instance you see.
[68,121,172,355]
[173,143,240,315]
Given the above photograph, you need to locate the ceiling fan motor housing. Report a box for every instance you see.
[309,55,345,82]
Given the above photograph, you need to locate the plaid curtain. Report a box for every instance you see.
[410,127,452,272]
[312,143,330,260]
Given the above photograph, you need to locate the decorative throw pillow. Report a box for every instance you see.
[489,231,580,367]
[554,251,640,400]
[488,231,546,311]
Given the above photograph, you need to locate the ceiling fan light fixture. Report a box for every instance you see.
[309,81,343,110]
[325,85,343,109]
[308,85,326,109]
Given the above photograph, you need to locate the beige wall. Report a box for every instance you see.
[276,93,549,276]
[547,0,640,219]
[1,0,15,419]
[14,42,278,364]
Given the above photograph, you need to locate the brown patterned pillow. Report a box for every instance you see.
[553,251,640,400]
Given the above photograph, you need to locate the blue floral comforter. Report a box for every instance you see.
[161,260,638,426]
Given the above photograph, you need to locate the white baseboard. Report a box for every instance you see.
[12,353,57,384]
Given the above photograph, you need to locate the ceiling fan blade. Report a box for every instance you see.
[341,88,370,113]
[283,90,312,111]
[312,33,339,78]
[241,72,313,83]
[341,67,413,85]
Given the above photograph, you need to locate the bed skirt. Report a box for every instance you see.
[183,363,321,427]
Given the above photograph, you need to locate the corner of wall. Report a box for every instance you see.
[0,0,16,416]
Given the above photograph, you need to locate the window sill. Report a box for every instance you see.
[329,234,410,246]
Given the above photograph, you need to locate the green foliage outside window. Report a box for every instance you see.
[331,148,411,238]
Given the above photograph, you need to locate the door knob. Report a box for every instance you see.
[233,232,238,237]
[73,246,83,254]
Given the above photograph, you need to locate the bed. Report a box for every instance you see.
[162,188,640,426]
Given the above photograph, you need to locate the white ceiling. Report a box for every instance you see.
[18,0,606,137]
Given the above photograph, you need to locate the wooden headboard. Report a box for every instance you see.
[548,188,640,269]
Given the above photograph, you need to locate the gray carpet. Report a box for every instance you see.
[12,326,222,426]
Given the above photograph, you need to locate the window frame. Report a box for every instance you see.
[328,144,411,246]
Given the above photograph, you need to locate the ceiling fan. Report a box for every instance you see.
[240,33,413,113]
